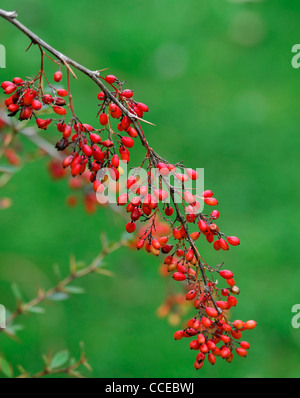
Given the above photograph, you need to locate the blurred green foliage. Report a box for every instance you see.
[0,0,300,378]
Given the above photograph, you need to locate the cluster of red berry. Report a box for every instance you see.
[174,296,256,369]
[122,173,257,369]
[1,63,256,371]
[1,71,67,130]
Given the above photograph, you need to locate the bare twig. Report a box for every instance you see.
[1,238,128,331]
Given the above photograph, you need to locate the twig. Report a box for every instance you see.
[1,238,128,330]
[0,8,220,311]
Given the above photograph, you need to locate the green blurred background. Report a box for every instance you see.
[0,0,300,378]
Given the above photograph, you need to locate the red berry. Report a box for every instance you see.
[219,270,234,280]
[157,162,169,176]
[236,348,247,357]
[208,354,216,365]
[187,169,199,180]
[198,220,208,233]
[205,307,219,318]
[111,154,119,168]
[42,94,54,104]
[233,320,244,330]
[97,92,105,101]
[219,238,229,251]
[99,113,108,126]
[136,102,149,113]
[54,71,63,82]
[127,127,138,138]
[204,197,218,206]
[57,89,68,97]
[36,118,52,130]
[109,103,122,119]
[211,210,220,219]
[186,290,197,301]
[32,100,42,110]
[119,146,130,163]
[1,81,13,89]
[23,89,35,106]
[19,107,33,120]
[105,75,117,84]
[121,89,133,98]
[194,361,203,370]
[53,106,66,116]
[240,341,250,350]
[82,145,93,157]
[244,320,257,330]
[172,228,182,240]
[227,236,240,246]
[90,133,101,143]
[8,104,19,113]
[4,84,17,94]
[57,123,66,133]
[121,136,134,148]
[172,272,186,282]
[202,317,212,328]
[165,206,174,216]
[63,125,72,139]
[213,240,221,251]
[227,296,238,307]
[220,347,231,359]
[62,155,73,168]
[174,330,184,340]
[190,340,200,350]
[13,77,24,85]
[125,222,136,233]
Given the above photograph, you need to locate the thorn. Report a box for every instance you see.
[62,60,77,80]
[25,41,34,52]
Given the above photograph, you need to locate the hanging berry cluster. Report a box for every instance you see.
[1,42,256,372]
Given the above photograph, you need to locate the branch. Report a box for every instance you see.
[0,8,220,312]
[1,238,128,332]
[17,349,91,378]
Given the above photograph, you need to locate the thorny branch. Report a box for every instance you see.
[0,8,220,312]
[0,238,128,333]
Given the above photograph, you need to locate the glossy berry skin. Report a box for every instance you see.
[121,136,134,148]
[227,236,241,246]
[36,118,52,130]
[240,341,250,350]
[220,270,234,280]
[32,100,42,110]
[236,348,247,357]
[174,330,184,340]
[165,206,174,216]
[137,102,149,112]
[205,307,219,318]
[57,89,68,97]
[125,222,136,233]
[97,92,105,101]
[54,71,63,82]
[172,272,186,282]
[105,75,117,84]
[53,106,66,116]
[99,113,108,126]
[244,321,257,330]
[121,89,133,98]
